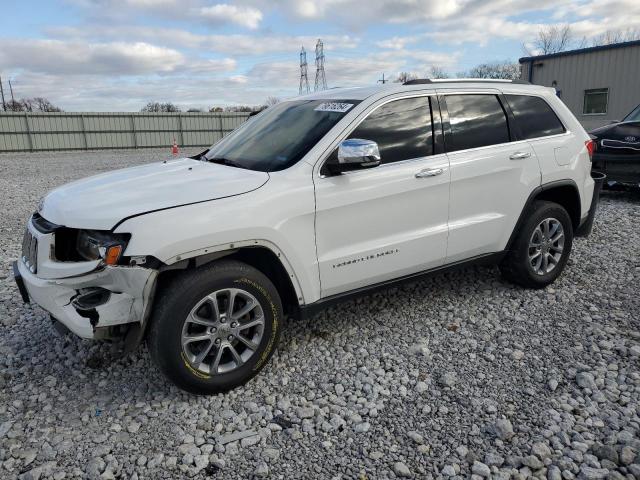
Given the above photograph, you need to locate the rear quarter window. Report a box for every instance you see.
[506,94,565,140]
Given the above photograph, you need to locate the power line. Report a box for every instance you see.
[314,39,327,91]
[299,46,310,95]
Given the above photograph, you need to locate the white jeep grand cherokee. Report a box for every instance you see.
[14,79,602,394]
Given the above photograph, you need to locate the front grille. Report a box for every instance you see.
[21,228,38,274]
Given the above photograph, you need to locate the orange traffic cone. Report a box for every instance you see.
[171,139,179,156]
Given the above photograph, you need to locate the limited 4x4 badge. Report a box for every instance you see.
[332,249,399,269]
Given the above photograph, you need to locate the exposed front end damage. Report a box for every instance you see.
[16,260,157,340]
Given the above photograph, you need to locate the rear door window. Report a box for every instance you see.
[506,94,565,139]
[445,94,510,152]
[348,96,433,164]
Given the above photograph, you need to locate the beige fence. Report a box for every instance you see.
[0,112,250,152]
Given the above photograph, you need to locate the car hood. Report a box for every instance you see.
[40,158,269,230]
[590,121,640,139]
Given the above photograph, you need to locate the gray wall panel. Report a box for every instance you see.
[0,112,250,152]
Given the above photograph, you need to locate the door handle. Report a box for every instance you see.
[509,151,532,160]
[415,168,444,178]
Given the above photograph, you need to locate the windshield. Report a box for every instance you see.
[623,104,640,122]
[205,99,360,172]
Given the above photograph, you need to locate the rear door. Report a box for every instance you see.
[504,93,571,186]
[439,90,541,262]
[314,94,450,297]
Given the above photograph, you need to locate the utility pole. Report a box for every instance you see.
[314,39,327,91]
[8,79,15,104]
[299,46,310,95]
[0,75,6,111]
[378,73,387,84]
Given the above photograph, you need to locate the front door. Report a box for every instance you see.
[314,95,450,298]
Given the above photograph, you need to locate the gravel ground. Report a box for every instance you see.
[1,149,639,480]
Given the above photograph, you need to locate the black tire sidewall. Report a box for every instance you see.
[149,261,282,394]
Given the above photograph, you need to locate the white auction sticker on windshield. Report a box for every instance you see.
[314,102,354,113]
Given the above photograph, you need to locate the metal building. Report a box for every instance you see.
[519,40,640,131]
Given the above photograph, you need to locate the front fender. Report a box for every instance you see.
[113,168,319,304]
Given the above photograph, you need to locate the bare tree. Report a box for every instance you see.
[459,61,521,80]
[523,24,573,55]
[393,72,419,83]
[224,105,260,112]
[591,28,640,46]
[31,97,63,112]
[141,101,181,113]
[264,96,280,107]
[5,99,25,112]
[6,97,63,112]
[429,66,449,79]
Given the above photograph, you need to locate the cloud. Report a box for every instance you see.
[284,0,463,22]
[6,70,286,112]
[228,75,249,84]
[245,49,459,88]
[197,4,263,29]
[376,36,417,50]
[49,26,360,56]
[6,0,640,112]
[0,39,235,76]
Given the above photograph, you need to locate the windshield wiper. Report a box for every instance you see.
[207,157,247,169]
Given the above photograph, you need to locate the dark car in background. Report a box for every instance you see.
[590,104,640,187]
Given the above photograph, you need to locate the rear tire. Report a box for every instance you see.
[147,260,282,395]
[500,200,573,289]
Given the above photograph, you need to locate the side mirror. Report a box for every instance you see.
[327,138,381,174]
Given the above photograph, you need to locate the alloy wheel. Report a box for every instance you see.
[528,217,565,275]
[181,288,264,375]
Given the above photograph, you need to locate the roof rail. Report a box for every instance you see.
[403,79,433,85]
[403,78,531,85]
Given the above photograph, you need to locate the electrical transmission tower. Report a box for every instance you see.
[299,46,310,95]
[314,39,327,91]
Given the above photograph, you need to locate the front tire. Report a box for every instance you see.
[500,200,574,289]
[147,260,282,394]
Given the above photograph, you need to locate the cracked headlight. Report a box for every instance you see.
[76,230,129,265]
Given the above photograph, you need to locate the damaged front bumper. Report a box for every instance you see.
[15,259,157,340]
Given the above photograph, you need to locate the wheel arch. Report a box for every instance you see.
[227,247,301,318]
[155,243,303,319]
[506,180,581,250]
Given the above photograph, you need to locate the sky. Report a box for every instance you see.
[1,0,639,111]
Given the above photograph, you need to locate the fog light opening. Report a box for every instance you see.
[72,287,111,311]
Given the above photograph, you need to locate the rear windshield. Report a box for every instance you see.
[623,104,640,122]
[205,100,359,172]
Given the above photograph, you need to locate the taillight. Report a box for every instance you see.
[585,139,596,161]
